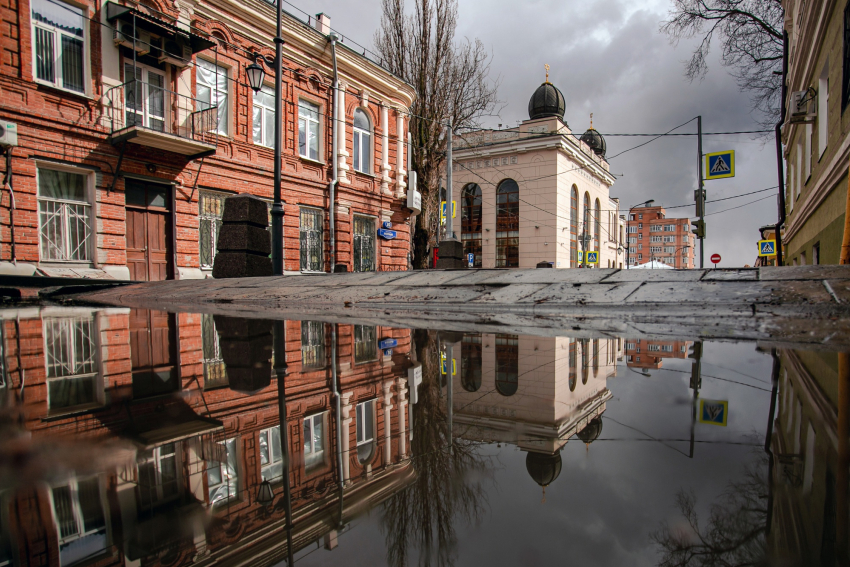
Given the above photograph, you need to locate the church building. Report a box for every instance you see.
[451,72,624,268]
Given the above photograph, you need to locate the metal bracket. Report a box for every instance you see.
[109,141,127,193]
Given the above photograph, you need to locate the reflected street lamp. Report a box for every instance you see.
[256,479,275,508]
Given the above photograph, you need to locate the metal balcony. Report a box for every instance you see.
[105,80,218,159]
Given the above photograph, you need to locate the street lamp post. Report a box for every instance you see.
[246,3,285,275]
[625,199,654,269]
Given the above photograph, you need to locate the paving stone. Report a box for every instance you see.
[600,269,707,283]
[759,265,850,281]
[701,269,759,281]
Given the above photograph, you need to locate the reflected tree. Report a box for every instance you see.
[381,330,491,567]
[652,451,768,566]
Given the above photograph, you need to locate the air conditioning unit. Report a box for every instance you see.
[789,89,816,123]
[113,24,150,55]
[0,122,18,147]
[159,38,192,68]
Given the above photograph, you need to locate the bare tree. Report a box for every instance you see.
[652,451,769,566]
[375,0,499,268]
[661,0,784,130]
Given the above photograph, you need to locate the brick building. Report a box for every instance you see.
[0,0,416,280]
[625,206,695,269]
[0,307,414,564]
[624,338,692,370]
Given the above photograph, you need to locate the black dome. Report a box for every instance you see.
[580,128,606,158]
[577,416,603,444]
[525,451,562,487]
[528,82,566,121]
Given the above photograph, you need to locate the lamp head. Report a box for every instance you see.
[246,60,266,93]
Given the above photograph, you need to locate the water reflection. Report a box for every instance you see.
[0,307,843,566]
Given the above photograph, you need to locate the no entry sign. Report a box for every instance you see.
[710,253,721,266]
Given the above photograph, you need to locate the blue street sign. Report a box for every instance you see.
[699,399,728,426]
[467,253,474,267]
[705,150,735,180]
[378,228,397,240]
[379,338,398,350]
[383,221,392,229]
[758,240,776,257]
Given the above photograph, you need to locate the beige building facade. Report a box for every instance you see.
[451,81,623,269]
[781,0,850,265]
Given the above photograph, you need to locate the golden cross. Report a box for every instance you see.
[545,64,550,82]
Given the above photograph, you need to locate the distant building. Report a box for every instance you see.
[626,206,695,269]
[625,339,691,369]
[781,0,849,265]
[450,75,625,269]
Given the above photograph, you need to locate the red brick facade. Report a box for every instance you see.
[0,0,416,279]
[626,206,695,269]
[0,308,414,564]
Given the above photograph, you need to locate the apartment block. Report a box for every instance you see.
[626,206,695,268]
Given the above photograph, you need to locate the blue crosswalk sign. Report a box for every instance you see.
[705,150,735,180]
[586,251,599,264]
[758,239,776,257]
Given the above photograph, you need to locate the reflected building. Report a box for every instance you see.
[449,334,621,489]
[624,339,691,370]
[769,348,845,565]
[0,308,414,566]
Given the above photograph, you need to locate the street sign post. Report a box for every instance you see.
[705,150,735,180]
[758,240,777,257]
[698,399,728,426]
[710,253,721,268]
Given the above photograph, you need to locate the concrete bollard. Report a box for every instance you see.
[212,194,273,278]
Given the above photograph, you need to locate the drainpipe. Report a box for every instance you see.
[329,34,341,272]
[775,30,788,266]
[2,148,17,264]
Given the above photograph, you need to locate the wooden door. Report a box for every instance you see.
[130,308,178,398]
[125,180,172,281]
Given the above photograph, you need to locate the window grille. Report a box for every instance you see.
[44,316,97,410]
[199,191,226,269]
[52,477,107,565]
[201,314,227,388]
[38,169,91,262]
[300,208,323,271]
[354,325,377,363]
[301,320,325,368]
[353,216,375,272]
[32,0,85,92]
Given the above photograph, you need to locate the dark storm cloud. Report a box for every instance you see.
[296,0,780,265]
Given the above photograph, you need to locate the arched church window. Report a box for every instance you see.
[462,183,482,268]
[570,186,578,268]
[495,334,518,396]
[496,179,519,268]
[594,199,601,252]
[353,108,372,174]
[582,193,591,266]
[461,334,482,392]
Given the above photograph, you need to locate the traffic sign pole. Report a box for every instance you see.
[698,116,704,269]
[711,253,721,268]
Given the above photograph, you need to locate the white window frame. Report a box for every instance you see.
[353,108,372,174]
[253,84,275,148]
[207,438,238,506]
[36,165,94,263]
[196,58,229,136]
[259,425,283,482]
[303,413,326,470]
[31,0,89,95]
[137,443,180,509]
[124,62,167,132]
[43,314,102,412]
[298,99,321,160]
[49,475,108,565]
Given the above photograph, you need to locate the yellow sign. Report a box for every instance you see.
[698,399,728,426]
[577,250,584,262]
[705,150,735,180]
[440,201,457,222]
[586,251,599,264]
[440,353,456,375]
[758,240,776,257]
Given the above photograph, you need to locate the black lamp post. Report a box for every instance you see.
[626,199,655,269]
[246,4,285,275]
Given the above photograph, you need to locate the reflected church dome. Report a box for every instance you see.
[525,451,562,487]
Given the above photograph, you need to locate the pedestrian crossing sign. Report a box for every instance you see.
[577,250,584,262]
[586,251,599,264]
[705,150,735,180]
[698,399,728,426]
[440,201,457,223]
[758,239,776,257]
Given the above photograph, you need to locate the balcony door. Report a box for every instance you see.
[126,179,172,281]
[124,63,166,132]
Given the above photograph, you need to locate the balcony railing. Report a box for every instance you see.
[104,80,218,158]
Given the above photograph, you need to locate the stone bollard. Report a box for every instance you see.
[213,315,273,394]
[212,194,273,278]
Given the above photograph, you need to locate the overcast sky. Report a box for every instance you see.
[293,0,780,267]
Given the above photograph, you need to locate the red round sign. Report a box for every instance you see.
[710,254,721,264]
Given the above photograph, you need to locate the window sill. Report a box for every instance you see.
[42,403,104,421]
[35,80,93,100]
[38,260,95,266]
[352,170,377,179]
[299,156,326,166]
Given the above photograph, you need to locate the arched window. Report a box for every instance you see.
[570,186,578,267]
[593,339,599,377]
[594,199,601,252]
[462,183,482,268]
[353,108,371,174]
[569,338,577,391]
[496,179,519,268]
[582,193,591,266]
[495,334,518,396]
[461,334,482,392]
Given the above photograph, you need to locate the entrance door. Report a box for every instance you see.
[130,308,178,399]
[125,180,172,281]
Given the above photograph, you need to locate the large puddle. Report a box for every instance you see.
[0,306,841,566]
